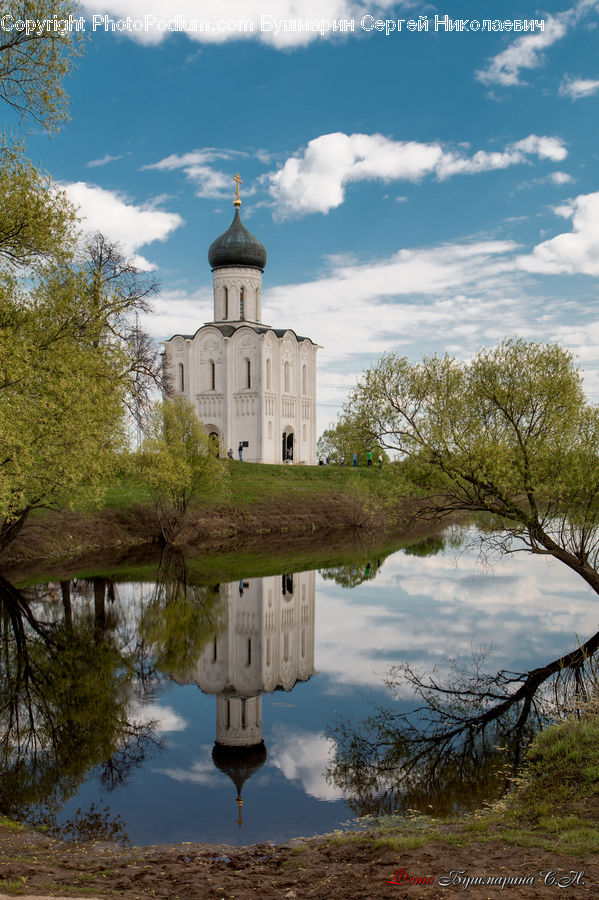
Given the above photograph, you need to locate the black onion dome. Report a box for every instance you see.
[208,208,267,270]
[212,741,268,793]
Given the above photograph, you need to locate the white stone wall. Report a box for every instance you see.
[164,326,318,464]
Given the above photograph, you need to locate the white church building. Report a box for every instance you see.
[163,179,319,464]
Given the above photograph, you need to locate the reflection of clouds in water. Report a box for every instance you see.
[316,541,599,691]
[129,698,188,733]
[269,727,344,802]
[156,745,222,788]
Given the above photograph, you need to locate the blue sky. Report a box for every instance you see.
[13,0,599,433]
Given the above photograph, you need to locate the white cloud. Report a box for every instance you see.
[144,148,246,198]
[518,191,599,275]
[559,75,599,98]
[63,181,183,270]
[269,728,344,800]
[550,171,573,184]
[511,134,568,161]
[269,132,568,216]
[315,539,599,691]
[83,0,398,48]
[86,152,124,168]
[144,288,213,340]
[159,746,223,787]
[129,699,188,732]
[476,15,568,86]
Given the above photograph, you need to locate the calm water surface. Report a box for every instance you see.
[3,531,598,845]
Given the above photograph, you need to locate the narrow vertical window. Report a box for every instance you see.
[284,361,290,393]
[266,357,271,390]
[247,638,252,666]
[241,698,246,728]
[178,363,184,392]
[246,358,251,389]
[302,364,307,394]
[224,286,228,319]
[210,360,216,391]
[213,638,217,662]
[240,286,245,319]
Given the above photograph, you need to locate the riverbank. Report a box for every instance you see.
[1,711,598,898]
[0,461,429,569]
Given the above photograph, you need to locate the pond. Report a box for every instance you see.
[1,528,598,846]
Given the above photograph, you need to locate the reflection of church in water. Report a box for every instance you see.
[179,571,316,825]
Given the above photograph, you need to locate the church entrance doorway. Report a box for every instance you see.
[282,428,294,463]
[206,427,221,457]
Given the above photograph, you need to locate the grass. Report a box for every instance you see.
[0,816,24,832]
[102,459,397,511]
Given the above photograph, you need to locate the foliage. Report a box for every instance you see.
[317,413,388,464]
[0,266,125,548]
[319,555,384,588]
[347,338,599,595]
[136,398,229,543]
[0,5,163,552]
[0,142,77,268]
[0,230,162,550]
[0,0,84,131]
[0,576,157,829]
[139,551,225,679]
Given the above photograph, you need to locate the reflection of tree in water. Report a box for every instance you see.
[319,558,384,588]
[138,548,225,680]
[0,554,227,836]
[402,535,446,558]
[328,631,599,819]
[0,573,158,840]
[319,529,462,587]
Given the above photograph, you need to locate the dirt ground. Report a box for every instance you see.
[1,826,597,900]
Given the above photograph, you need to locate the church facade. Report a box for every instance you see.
[163,181,319,464]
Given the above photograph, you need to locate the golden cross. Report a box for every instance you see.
[233,172,242,201]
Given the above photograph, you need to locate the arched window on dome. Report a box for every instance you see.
[178,363,184,392]
[240,286,245,319]
[224,286,228,319]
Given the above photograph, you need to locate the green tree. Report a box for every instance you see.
[0,143,77,268]
[0,232,161,551]
[136,398,229,544]
[317,413,388,465]
[348,338,599,596]
[0,575,157,830]
[139,551,225,679]
[0,0,83,132]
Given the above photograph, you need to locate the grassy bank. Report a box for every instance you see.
[0,460,414,568]
[102,458,397,510]
[354,707,599,858]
